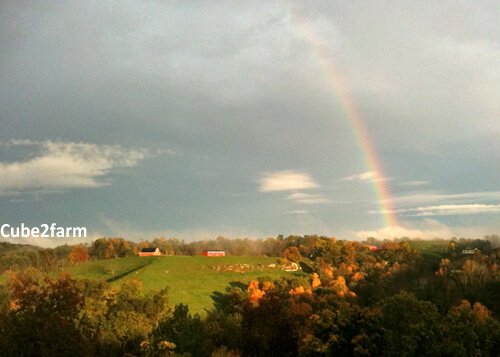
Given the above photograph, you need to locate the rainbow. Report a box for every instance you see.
[289,6,398,228]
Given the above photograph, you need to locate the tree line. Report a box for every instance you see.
[1,235,500,355]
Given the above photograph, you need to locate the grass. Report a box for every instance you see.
[66,255,300,314]
[409,239,449,255]
[67,256,148,281]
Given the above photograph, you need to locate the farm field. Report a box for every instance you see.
[408,239,449,255]
[66,255,301,314]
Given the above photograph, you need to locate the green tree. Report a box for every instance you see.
[376,292,440,356]
[151,304,207,356]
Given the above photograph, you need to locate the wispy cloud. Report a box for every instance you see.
[259,170,319,192]
[389,191,500,206]
[283,209,308,214]
[374,204,500,217]
[398,180,429,187]
[0,140,152,196]
[286,192,329,204]
[341,171,388,183]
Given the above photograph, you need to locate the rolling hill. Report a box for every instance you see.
[66,255,302,314]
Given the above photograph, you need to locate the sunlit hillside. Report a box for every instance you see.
[66,255,301,313]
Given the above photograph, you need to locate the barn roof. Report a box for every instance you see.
[141,247,158,252]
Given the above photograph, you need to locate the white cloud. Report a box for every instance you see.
[389,191,500,206]
[286,192,329,204]
[398,180,429,187]
[283,209,308,214]
[0,140,150,195]
[259,170,319,192]
[341,171,388,183]
[375,204,500,217]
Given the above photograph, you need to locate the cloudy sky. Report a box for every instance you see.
[1,0,499,244]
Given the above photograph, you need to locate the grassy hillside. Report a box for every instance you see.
[67,255,300,314]
[408,239,449,255]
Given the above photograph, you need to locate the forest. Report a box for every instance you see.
[1,235,500,356]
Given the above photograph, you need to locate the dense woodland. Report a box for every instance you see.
[1,235,500,356]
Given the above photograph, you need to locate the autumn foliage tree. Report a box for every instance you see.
[69,244,89,264]
[438,300,500,356]
[281,246,301,263]
[0,268,86,356]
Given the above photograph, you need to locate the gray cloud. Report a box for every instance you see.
[0,1,498,240]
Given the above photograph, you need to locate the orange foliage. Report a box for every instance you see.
[352,272,364,282]
[69,244,89,264]
[311,273,321,288]
[450,300,492,325]
[435,258,451,276]
[472,302,491,324]
[9,300,20,311]
[289,285,306,296]
[262,281,275,291]
[247,280,265,304]
[329,276,355,298]
[324,266,334,279]
[319,260,334,278]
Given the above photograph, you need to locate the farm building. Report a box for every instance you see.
[202,250,225,257]
[139,247,161,257]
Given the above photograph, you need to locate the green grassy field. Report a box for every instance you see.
[67,255,300,314]
[408,239,449,255]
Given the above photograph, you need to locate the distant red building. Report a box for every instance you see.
[139,247,161,257]
[202,250,225,257]
[367,245,378,252]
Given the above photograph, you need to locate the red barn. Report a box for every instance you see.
[139,247,161,257]
[202,250,225,257]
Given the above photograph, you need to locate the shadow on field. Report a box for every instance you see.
[229,281,247,290]
[210,281,247,312]
[106,260,153,283]
[299,261,314,273]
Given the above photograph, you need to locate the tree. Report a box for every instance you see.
[0,268,87,356]
[375,292,440,356]
[150,304,207,356]
[282,246,301,263]
[438,300,500,356]
[69,244,89,264]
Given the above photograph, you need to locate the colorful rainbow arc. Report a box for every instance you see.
[289,7,398,228]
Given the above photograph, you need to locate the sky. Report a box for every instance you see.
[1,0,499,246]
